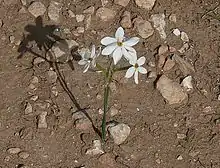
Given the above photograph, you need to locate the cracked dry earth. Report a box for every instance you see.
[0,0,220,168]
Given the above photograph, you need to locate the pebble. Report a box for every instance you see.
[30,95,39,101]
[76,14,85,22]
[156,75,188,105]
[24,102,33,115]
[51,86,58,96]
[77,27,85,34]
[110,107,119,116]
[85,140,104,155]
[33,57,45,65]
[0,19,3,27]
[47,70,57,84]
[150,13,166,40]
[169,13,177,23]
[37,111,48,128]
[134,17,154,39]
[98,153,118,167]
[19,6,27,14]
[74,118,92,131]
[120,11,132,28]
[30,76,39,84]
[68,10,75,18]
[218,94,220,101]
[96,7,116,22]
[180,32,189,42]
[98,108,104,114]
[177,155,183,160]
[114,0,130,7]
[173,28,181,36]
[181,76,193,91]
[163,58,175,71]
[101,0,108,6]
[18,152,30,159]
[83,6,95,15]
[148,71,157,78]
[177,133,186,139]
[28,2,46,18]
[108,123,131,145]
[7,147,21,154]
[50,45,66,58]
[9,35,15,43]
[48,1,62,22]
[135,0,156,10]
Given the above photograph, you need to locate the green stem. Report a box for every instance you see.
[113,65,132,72]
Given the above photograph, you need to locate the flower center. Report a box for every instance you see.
[134,63,139,69]
[88,58,93,61]
[117,42,123,46]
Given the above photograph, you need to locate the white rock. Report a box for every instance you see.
[48,1,62,22]
[156,75,188,105]
[178,43,190,53]
[9,35,15,43]
[150,13,166,40]
[120,11,132,28]
[28,2,46,18]
[20,0,27,6]
[47,70,57,84]
[110,107,119,116]
[74,118,92,131]
[38,111,48,128]
[218,94,220,101]
[135,0,156,10]
[30,95,39,101]
[181,76,193,91]
[177,155,183,160]
[30,76,39,84]
[18,152,30,159]
[96,7,116,22]
[180,32,189,42]
[0,19,3,27]
[66,39,79,49]
[173,28,181,36]
[77,27,85,34]
[34,57,45,65]
[7,148,21,154]
[76,14,85,22]
[177,133,186,139]
[68,10,75,18]
[108,123,131,145]
[83,6,95,15]
[169,14,177,23]
[134,18,154,38]
[51,45,66,58]
[24,102,33,115]
[86,140,104,155]
[114,0,130,7]
[51,86,58,96]
[101,0,108,6]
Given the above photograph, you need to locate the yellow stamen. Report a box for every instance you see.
[117,42,123,46]
[134,63,138,69]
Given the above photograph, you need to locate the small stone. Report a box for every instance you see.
[178,43,190,53]
[47,70,57,84]
[156,75,188,105]
[51,45,66,58]
[72,111,85,120]
[177,133,186,139]
[135,0,156,10]
[33,57,45,65]
[101,0,108,6]
[114,0,130,7]
[28,84,36,90]
[24,102,33,115]
[75,118,92,131]
[218,94,220,101]
[77,27,85,34]
[96,7,116,22]
[19,6,27,14]
[110,107,119,116]
[181,76,193,91]
[86,140,104,155]
[20,0,27,6]
[99,153,118,167]
[28,2,46,18]
[31,76,39,84]
[108,123,131,145]
[18,152,30,159]
[37,111,48,128]
[7,147,21,154]
[155,158,161,164]
[0,19,3,27]
[76,14,85,22]
[163,58,175,71]
[96,94,102,99]
[180,32,189,42]
[150,13,166,40]
[134,18,154,39]
[30,95,39,101]
[148,71,157,78]
[98,109,104,114]
[51,86,58,96]
[173,28,181,36]
[68,10,75,18]
[83,6,95,15]
[169,14,177,23]
[48,1,62,22]
[177,155,183,160]
[9,35,15,43]
[120,11,132,28]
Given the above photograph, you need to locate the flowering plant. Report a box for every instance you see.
[78,27,147,142]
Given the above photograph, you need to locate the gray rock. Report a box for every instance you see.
[47,70,57,84]
[156,75,188,105]
[33,57,45,65]
[83,6,95,15]
[120,11,132,28]
[18,151,30,159]
[134,17,154,38]
[85,140,104,155]
[24,102,33,115]
[114,0,130,7]
[9,35,15,43]
[108,123,131,145]
[67,10,75,18]
[135,0,156,10]
[77,27,85,34]
[7,147,21,154]
[28,2,46,18]
[150,13,166,40]
[76,14,85,22]
[37,111,48,128]
[110,107,119,116]
[48,1,62,22]
[96,7,116,22]
[101,0,108,6]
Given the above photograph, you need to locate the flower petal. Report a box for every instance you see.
[137,56,146,66]
[113,47,123,65]
[83,63,90,73]
[122,47,137,62]
[78,59,87,65]
[125,67,135,78]
[138,67,147,74]
[101,44,117,55]
[91,59,96,67]
[90,45,96,58]
[134,70,139,84]
[101,37,117,45]
[115,27,124,41]
[124,37,140,46]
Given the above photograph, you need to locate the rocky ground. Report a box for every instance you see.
[0,0,220,168]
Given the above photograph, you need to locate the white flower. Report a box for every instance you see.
[78,45,100,73]
[125,56,147,84]
[101,27,140,65]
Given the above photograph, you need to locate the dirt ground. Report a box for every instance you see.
[0,0,220,168]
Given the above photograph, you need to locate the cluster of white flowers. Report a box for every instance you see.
[78,27,147,84]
